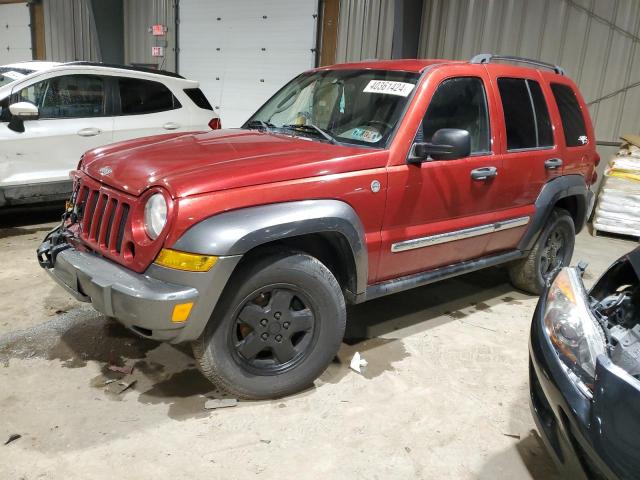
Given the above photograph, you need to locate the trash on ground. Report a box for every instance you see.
[350,351,368,373]
[114,379,136,394]
[204,398,238,410]
[108,364,134,375]
[502,433,521,440]
[260,439,271,444]
[4,434,21,445]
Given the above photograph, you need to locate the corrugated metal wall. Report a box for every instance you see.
[335,0,395,62]
[418,0,640,146]
[43,0,101,62]
[124,0,175,71]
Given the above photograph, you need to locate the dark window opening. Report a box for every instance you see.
[119,78,181,115]
[551,83,587,147]
[421,76,490,154]
[184,88,213,110]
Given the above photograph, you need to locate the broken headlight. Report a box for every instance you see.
[544,268,607,391]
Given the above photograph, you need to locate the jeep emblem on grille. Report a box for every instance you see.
[99,166,113,176]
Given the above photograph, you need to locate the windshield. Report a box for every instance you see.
[245,69,420,148]
[0,67,34,87]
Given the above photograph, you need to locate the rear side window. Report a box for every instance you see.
[421,76,490,154]
[184,88,213,110]
[497,78,553,150]
[551,83,587,147]
[119,78,181,115]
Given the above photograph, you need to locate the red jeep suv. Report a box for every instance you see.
[38,54,598,399]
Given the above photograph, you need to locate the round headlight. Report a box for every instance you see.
[144,193,167,240]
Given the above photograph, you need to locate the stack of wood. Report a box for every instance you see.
[593,135,640,238]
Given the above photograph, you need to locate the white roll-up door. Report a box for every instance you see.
[178,0,318,128]
[0,3,32,64]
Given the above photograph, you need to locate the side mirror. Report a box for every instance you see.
[409,128,471,163]
[8,102,39,133]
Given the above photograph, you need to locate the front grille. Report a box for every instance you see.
[75,178,131,256]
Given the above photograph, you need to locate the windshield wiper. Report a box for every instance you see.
[281,123,337,145]
[245,119,275,131]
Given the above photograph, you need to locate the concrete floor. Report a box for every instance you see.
[0,205,636,480]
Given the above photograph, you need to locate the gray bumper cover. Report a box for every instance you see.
[45,247,240,343]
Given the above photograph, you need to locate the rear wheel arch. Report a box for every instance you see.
[518,175,588,251]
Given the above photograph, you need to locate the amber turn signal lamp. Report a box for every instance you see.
[172,303,193,323]
[154,249,218,272]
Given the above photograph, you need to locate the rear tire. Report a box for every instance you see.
[508,208,575,295]
[192,251,346,400]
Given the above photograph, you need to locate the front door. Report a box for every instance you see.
[0,74,113,193]
[378,70,509,281]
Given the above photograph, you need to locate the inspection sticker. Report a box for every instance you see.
[363,80,415,97]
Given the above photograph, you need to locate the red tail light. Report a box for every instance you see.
[209,117,221,130]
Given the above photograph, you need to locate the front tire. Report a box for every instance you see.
[508,208,575,295]
[192,251,346,400]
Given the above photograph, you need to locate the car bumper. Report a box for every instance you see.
[37,229,241,343]
[529,291,640,480]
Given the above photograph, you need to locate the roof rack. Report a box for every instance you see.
[470,54,565,75]
[63,61,185,79]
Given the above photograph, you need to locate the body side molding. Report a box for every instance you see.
[172,199,369,295]
[518,174,591,252]
[392,216,530,253]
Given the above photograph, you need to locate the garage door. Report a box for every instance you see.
[178,0,318,128]
[0,3,32,64]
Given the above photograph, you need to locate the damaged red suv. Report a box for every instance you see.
[38,54,598,399]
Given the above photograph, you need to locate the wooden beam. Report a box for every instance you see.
[30,1,46,59]
[319,0,340,67]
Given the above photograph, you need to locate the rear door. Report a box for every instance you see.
[111,76,188,142]
[547,78,595,178]
[484,66,560,255]
[0,73,113,188]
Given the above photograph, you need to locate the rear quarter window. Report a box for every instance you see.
[550,83,588,147]
[184,88,213,110]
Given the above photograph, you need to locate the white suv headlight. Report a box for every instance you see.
[144,193,167,240]
[544,268,607,388]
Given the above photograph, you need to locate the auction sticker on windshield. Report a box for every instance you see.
[363,80,415,97]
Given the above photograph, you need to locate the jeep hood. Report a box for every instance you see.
[81,129,386,198]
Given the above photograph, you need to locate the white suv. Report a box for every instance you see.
[0,61,220,206]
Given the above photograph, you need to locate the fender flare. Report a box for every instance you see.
[518,174,591,251]
[172,199,369,295]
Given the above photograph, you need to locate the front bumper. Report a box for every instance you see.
[529,291,640,480]
[37,229,241,343]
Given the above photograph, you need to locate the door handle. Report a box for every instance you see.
[544,158,563,170]
[470,166,498,181]
[163,122,180,130]
[77,127,101,137]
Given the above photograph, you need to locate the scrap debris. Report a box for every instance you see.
[108,364,134,375]
[349,351,368,374]
[502,433,521,440]
[4,434,21,445]
[204,398,238,410]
